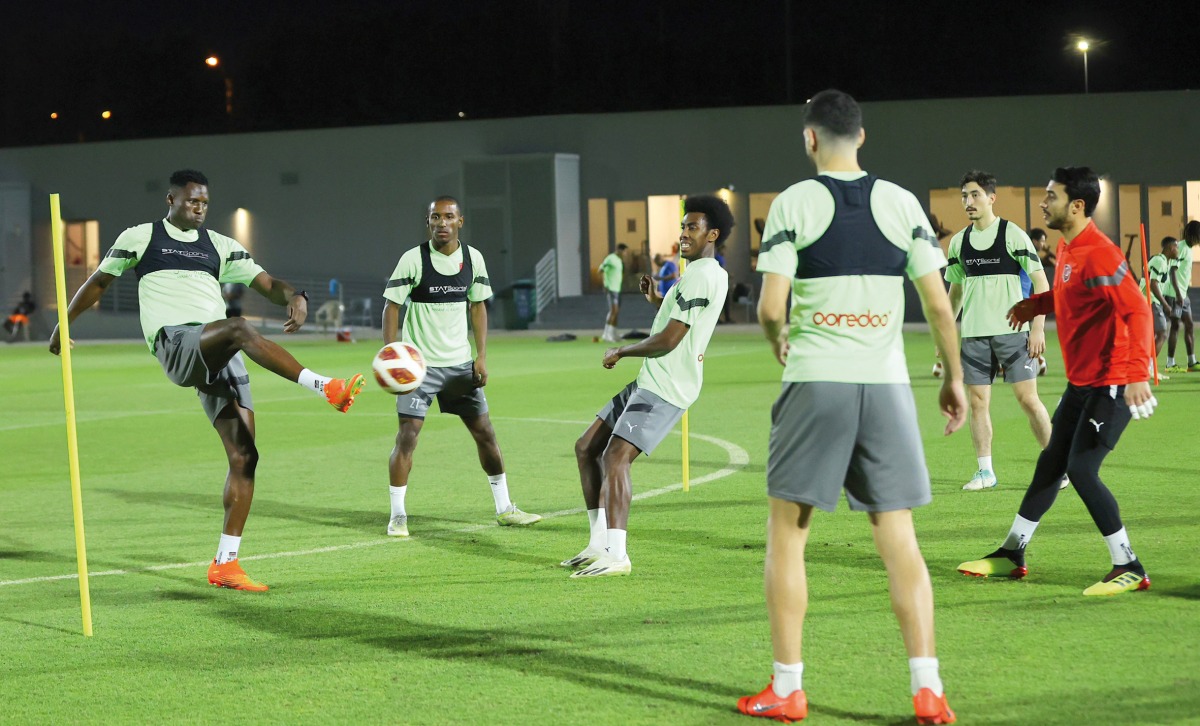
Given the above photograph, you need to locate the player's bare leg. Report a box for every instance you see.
[572,435,640,577]
[200,317,303,381]
[606,302,620,328]
[464,413,539,525]
[964,384,997,490]
[389,417,424,487]
[765,497,813,665]
[1183,309,1195,360]
[564,418,613,568]
[1012,379,1051,448]
[207,402,267,591]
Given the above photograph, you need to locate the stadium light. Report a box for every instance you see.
[205,55,220,67]
[50,112,58,120]
[205,56,233,115]
[1076,39,1090,93]
[100,110,112,120]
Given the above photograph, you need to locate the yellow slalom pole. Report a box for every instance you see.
[50,194,94,637]
[679,195,690,492]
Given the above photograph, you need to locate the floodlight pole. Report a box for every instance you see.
[1082,49,1089,94]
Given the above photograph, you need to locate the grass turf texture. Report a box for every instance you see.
[2,330,1198,724]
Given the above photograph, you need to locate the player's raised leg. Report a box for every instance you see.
[206,402,268,592]
[564,417,613,568]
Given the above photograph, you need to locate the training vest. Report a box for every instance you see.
[407,241,474,303]
[134,221,221,280]
[956,219,1021,277]
[795,175,907,279]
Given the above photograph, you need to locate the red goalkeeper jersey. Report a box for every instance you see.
[1027,221,1152,386]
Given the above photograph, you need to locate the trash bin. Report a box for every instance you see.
[506,280,537,330]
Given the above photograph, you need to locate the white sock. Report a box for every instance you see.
[1103,527,1136,566]
[298,368,331,396]
[1167,357,1176,366]
[488,473,512,513]
[977,456,993,473]
[606,528,628,560]
[1001,514,1039,551]
[908,657,943,696]
[587,508,608,551]
[772,661,803,697]
[1190,355,1197,366]
[389,485,407,518]
[215,533,241,565]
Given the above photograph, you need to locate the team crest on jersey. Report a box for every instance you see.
[1062,264,1072,282]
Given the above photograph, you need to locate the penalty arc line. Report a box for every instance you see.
[0,420,748,589]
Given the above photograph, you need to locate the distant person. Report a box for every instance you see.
[1140,237,1178,377]
[1164,220,1197,372]
[652,253,679,297]
[942,170,1052,492]
[48,169,364,592]
[566,195,730,578]
[738,89,964,726]
[222,282,245,318]
[958,166,1156,598]
[598,243,627,342]
[714,242,734,323]
[380,196,542,538]
[4,291,35,342]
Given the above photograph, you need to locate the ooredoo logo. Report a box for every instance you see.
[812,310,892,328]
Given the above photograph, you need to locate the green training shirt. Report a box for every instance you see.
[382,242,493,367]
[944,217,1043,338]
[1176,242,1193,293]
[756,172,946,385]
[1141,253,1171,301]
[97,219,264,351]
[599,252,624,293]
[635,257,728,409]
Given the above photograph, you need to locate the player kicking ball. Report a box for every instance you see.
[565,195,730,578]
[958,167,1157,597]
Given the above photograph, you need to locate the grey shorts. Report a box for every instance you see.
[595,381,684,456]
[767,382,931,512]
[1152,303,1168,335]
[154,323,253,424]
[961,332,1036,385]
[396,361,488,419]
[1165,295,1191,319]
[605,290,621,308]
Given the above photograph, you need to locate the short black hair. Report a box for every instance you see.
[800,89,862,141]
[1029,227,1047,241]
[616,243,628,251]
[429,195,462,214]
[683,194,735,246]
[960,170,997,196]
[1051,166,1101,217]
[1162,236,1179,249]
[169,169,208,188]
[1183,220,1200,246]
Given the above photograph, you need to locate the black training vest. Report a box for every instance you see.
[407,242,474,303]
[133,221,221,280]
[954,219,1021,277]
[795,175,907,279]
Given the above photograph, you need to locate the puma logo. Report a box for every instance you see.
[625,421,637,433]
[1089,418,1104,432]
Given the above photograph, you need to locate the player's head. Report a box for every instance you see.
[1183,220,1200,247]
[1041,166,1100,230]
[166,169,209,231]
[616,243,628,252]
[1029,227,1048,249]
[800,89,864,163]
[427,196,463,247]
[1162,236,1179,259]
[680,195,734,261]
[960,170,997,223]
[653,253,664,265]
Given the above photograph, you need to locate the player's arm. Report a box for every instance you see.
[602,318,688,368]
[249,271,308,333]
[914,269,967,435]
[757,271,790,366]
[1027,270,1050,357]
[48,269,117,355]
[382,300,404,345]
[1170,266,1184,320]
[1150,278,1168,310]
[470,300,489,386]
[947,282,964,321]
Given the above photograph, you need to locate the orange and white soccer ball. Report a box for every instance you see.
[372,342,427,394]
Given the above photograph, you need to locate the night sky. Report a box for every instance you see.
[2,1,1197,148]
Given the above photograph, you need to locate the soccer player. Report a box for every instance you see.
[565,194,730,578]
[958,166,1157,597]
[48,169,364,592]
[380,196,541,537]
[1164,220,1197,372]
[598,243,627,342]
[737,90,966,725]
[943,171,1052,491]
[1140,237,1178,377]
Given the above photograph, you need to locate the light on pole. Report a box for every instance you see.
[205,56,233,115]
[1076,39,1090,93]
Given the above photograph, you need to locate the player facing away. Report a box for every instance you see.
[943,171,1052,491]
[1164,220,1197,372]
[737,90,966,725]
[48,170,364,592]
[958,166,1158,597]
[598,244,627,342]
[566,195,730,579]
[1140,237,1178,378]
[380,196,541,537]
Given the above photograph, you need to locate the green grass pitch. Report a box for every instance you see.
[2,329,1198,724]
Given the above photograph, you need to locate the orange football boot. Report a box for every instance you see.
[913,688,956,725]
[737,680,808,723]
[325,374,365,413]
[207,559,269,592]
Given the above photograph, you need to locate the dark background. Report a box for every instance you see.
[2,1,1196,148]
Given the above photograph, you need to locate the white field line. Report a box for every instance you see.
[0,419,748,588]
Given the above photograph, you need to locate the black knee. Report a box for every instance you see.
[228,444,259,478]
